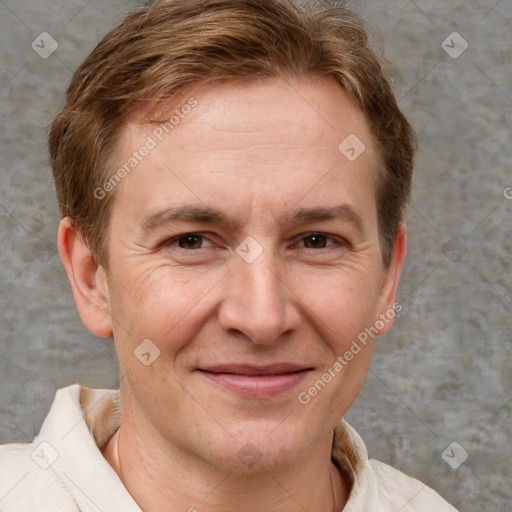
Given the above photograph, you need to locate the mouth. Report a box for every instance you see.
[196,364,313,398]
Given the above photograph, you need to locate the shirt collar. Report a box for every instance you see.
[36,384,375,511]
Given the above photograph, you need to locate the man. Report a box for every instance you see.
[0,0,458,510]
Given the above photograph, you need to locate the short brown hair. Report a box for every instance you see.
[49,0,415,267]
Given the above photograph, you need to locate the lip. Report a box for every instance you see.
[197,364,313,398]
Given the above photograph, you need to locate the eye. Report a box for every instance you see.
[299,233,349,250]
[165,233,214,250]
[297,232,337,249]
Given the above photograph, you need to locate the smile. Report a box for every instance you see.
[197,364,313,398]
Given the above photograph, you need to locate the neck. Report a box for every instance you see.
[102,418,349,512]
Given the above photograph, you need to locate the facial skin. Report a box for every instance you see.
[59,76,406,511]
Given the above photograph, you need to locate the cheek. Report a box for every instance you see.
[108,262,222,350]
[294,272,379,422]
[295,265,383,343]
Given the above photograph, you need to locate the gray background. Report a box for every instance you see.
[0,1,511,510]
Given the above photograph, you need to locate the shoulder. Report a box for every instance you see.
[369,459,459,511]
[332,420,459,512]
[0,442,78,511]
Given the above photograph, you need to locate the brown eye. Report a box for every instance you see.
[161,232,215,253]
[301,233,330,249]
[177,234,204,249]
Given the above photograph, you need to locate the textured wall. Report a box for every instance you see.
[0,1,510,511]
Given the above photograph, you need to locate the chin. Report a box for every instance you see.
[201,423,306,475]
[216,447,299,476]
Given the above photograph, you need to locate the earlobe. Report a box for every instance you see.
[57,217,113,338]
[374,224,407,336]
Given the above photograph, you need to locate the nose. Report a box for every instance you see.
[217,243,300,345]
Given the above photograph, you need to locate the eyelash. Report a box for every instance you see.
[162,232,347,252]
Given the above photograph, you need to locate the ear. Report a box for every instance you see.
[374,223,407,336]
[57,217,113,338]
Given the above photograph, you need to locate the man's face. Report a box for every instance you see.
[100,77,401,472]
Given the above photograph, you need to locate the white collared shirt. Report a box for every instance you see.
[0,384,458,511]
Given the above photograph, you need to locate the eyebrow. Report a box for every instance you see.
[140,204,366,235]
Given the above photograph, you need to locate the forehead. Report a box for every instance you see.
[123,76,376,159]
[109,76,380,228]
